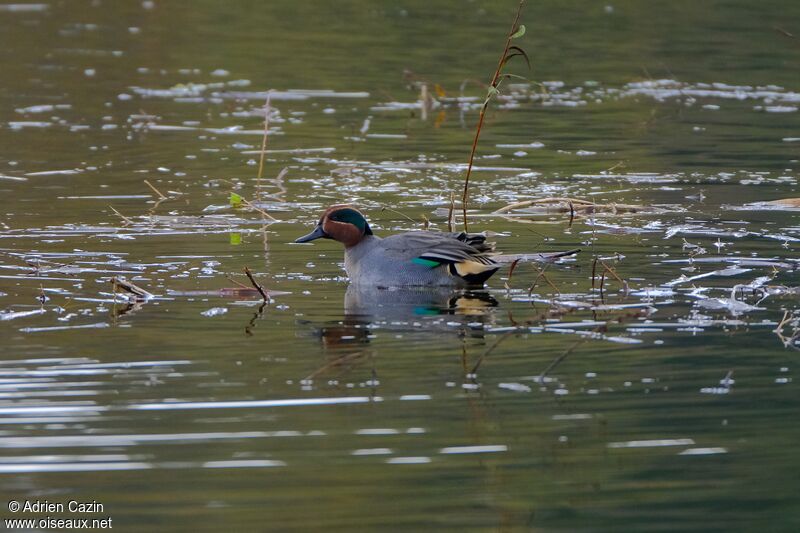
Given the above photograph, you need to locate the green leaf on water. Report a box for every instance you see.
[511,24,526,39]
[229,232,242,245]
[230,192,243,208]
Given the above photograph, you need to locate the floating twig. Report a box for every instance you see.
[231,192,278,221]
[110,276,153,300]
[109,205,134,226]
[144,179,167,200]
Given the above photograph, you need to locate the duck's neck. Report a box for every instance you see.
[344,234,380,278]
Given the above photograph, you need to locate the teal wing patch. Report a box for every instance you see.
[412,257,441,268]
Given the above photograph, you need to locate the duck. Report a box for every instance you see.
[295,205,576,288]
[295,205,498,288]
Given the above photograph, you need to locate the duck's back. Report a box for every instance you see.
[344,231,498,288]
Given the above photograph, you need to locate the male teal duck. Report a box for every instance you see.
[296,205,499,288]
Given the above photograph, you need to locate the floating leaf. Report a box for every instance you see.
[229,232,242,245]
[510,24,526,39]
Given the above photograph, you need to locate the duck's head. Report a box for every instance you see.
[295,205,373,247]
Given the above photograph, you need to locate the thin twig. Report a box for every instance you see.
[236,194,278,221]
[109,205,134,225]
[243,266,269,303]
[144,179,167,200]
[599,260,630,294]
[380,205,416,223]
[528,264,560,295]
[599,271,606,301]
[504,258,521,292]
[567,200,575,228]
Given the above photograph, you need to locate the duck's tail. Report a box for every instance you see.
[449,261,500,286]
[492,248,581,264]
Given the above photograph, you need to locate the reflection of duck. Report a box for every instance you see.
[306,287,499,380]
[313,287,499,350]
[344,285,498,319]
[296,205,500,287]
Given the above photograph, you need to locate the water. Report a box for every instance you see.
[1,1,799,531]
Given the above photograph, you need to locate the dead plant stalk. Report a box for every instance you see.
[461,0,527,231]
[257,94,272,198]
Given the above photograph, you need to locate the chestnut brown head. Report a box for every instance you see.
[295,205,373,248]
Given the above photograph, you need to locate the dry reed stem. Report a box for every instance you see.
[447,192,456,233]
[504,258,521,291]
[461,0,526,231]
[257,94,272,193]
[599,271,606,300]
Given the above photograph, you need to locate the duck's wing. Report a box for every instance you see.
[382,232,499,285]
[448,231,495,254]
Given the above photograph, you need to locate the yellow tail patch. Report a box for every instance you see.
[453,261,495,277]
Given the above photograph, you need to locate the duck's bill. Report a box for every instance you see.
[295,226,327,243]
